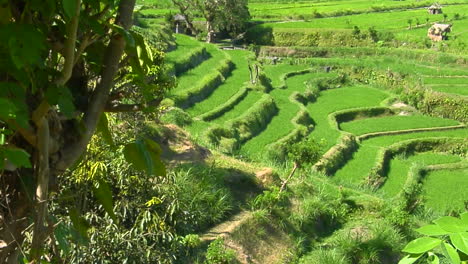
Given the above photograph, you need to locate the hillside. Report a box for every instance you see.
[1,0,465,263]
[143,0,468,262]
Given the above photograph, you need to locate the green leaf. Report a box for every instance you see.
[96,113,114,147]
[69,208,89,240]
[57,87,76,118]
[416,224,450,236]
[398,254,423,264]
[0,98,17,121]
[2,25,46,69]
[123,142,145,171]
[428,252,440,264]
[92,179,117,221]
[402,237,442,254]
[123,139,165,176]
[62,0,78,19]
[450,233,468,255]
[54,221,71,255]
[461,213,468,227]
[435,217,467,233]
[4,148,31,168]
[443,242,461,264]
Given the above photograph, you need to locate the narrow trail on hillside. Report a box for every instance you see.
[200,211,252,242]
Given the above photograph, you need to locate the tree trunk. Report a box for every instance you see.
[185,17,198,35]
[206,21,214,43]
[279,162,299,194]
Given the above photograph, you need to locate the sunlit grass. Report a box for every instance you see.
[340,115,460,136]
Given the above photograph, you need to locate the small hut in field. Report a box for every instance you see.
[427,23,452,41]
[428,3,443,15]
[173,14,187,34]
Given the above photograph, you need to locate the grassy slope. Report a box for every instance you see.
[241,73,313,158]
[378,152,462,197]
[306,85,388,150]
[333,128,468,185]
[263,64,311,88]
[213,91,263,123]
[171,44,228,94]
[166,34,202,63]
[187,50,252,117]
[340,115,460,136]
[423,168,468,213]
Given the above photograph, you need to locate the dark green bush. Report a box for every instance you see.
[160,107,192,126]
[205,238,237,264]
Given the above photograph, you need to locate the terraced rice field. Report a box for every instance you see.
[166,34,467,214]
[241,73,314,158]
[422,167,468,213]
[187,50,251,117]
[341,115,460,135]
[306,85,388,149]
[378,152,462,197]
[333,129,467,186]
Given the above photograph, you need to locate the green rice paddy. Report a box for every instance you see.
[423,168,468,213]
[340,115,460,135]
[378,152,462,197]
[306,85,388,149]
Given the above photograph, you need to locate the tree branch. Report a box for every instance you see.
[30,117,50,262]
[56,0,82,86]
[32,0,82,126]
[56,0,136,172]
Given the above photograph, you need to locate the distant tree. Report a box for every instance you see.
[368,27,379,42]
[191,0,250,43]
[352,25,361,39]
[426,17,430,25]
[407,18,413,29]
[279,138,322,193]
[443,13,448,22]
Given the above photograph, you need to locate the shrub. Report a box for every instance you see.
[300,249,350,264]
[313,134,358,175]
[332,221,404,264]
[205,238,237,264]
[399,213,468,264]
[160,107,192,126]
[227,94,278,142]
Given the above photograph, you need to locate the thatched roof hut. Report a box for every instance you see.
[428,3,442,14]
[428,23,452,41]
[173,14,186,22]
[173,14,187,33]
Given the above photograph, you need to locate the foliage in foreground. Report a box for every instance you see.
[399,213,468,264]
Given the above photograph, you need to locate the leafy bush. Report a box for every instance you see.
[331,221,404,264]
[313,134,358,175]
[399,213,468,264]
[205,238,237,264]
[250,186,288,213]
[161,107,193,126]
[300,249,350,264]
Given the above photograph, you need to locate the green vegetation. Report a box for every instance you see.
[423,168,468,213]
[7,0,467,262]
[341,115,460,136]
